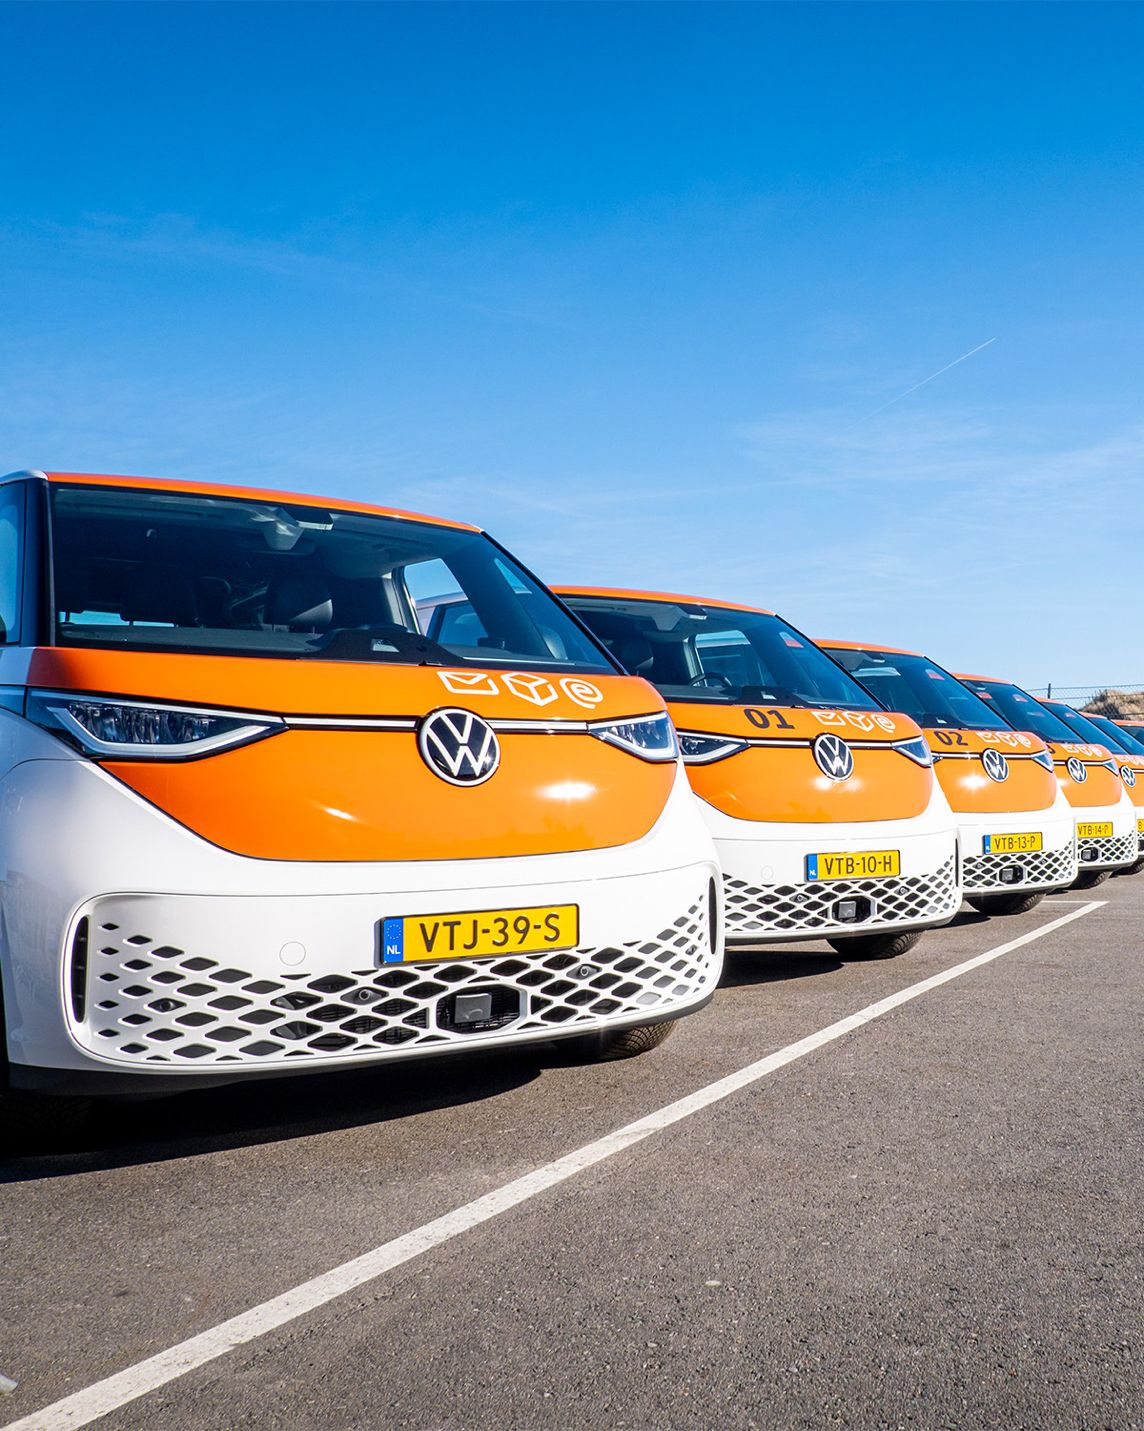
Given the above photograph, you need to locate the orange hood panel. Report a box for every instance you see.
[668,702,921,743]
[1114,752,1144,808]
[924,728,1057,815]
[34,648,676,861]
[28,648,657,723]
[104,729,675,861]
[669,702,933,824]
[1046,740,1125,810]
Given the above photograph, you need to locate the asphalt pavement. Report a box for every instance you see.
[2,873,1141,1430]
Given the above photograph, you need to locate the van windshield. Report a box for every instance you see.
[1050,704,1131,754]
[826,647,1000,731]
[562,596,880,709]
[1083,712,1143,754]
[48,484,612,672]
[960,680,1079,743]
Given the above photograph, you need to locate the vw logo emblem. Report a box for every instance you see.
[1122,765,1137,788]
[812,732,854,781]
[1066,757,1088,784]
[981,748,1010,783]
[418,708,501,786]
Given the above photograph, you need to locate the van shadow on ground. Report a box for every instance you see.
[1,1042,547,1182]
[719,947,843,987]
[719,905,988,988]
[5,909,992,1178]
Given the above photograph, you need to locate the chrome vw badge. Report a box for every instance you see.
[418,708,501,786]
[1066,757,1088,784]
[982,748,1010,783]
[1122,765,1137,788]
[812,732,854,781]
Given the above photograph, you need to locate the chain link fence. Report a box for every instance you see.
[1027,685,1144,718]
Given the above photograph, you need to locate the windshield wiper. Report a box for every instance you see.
[301,625,454,666]
[796,697,879,711]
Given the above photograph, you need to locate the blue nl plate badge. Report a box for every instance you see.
[382,916,405,964]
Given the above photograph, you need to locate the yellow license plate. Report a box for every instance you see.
[381,904,579,963]
[1077,822,1113,840]
[984,832,1043,854]
[807,849,900,880]
[1138,817,1144,834]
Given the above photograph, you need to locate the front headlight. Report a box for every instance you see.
[677,731,749,765]
[26,691,283,760]
[590,711,679,763]
[893,736,933,768]
[1032,748,1055,772]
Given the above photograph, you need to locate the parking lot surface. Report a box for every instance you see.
[3,876,1141,1430]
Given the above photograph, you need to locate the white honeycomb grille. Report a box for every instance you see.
[962,844,1076,893]
[1079,830,1139,868]
[722,855,960,939]
[72,897,716,1068]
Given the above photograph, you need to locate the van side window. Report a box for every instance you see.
[0,486,24,644]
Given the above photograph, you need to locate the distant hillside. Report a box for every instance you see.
[1083,689,1144,719]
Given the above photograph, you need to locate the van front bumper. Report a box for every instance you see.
[957,798,1078,896]
[698,800,961,946]
[0,755,722,1091]
[1072,793,1139,873]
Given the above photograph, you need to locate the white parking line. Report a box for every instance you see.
[4,900,1105,1431]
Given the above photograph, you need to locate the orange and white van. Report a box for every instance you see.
[957,677,1139,885]
[1039,699,1144,873]
[0,472,724,1136]
[1105,716,1144,864]
[556,590,961,960]
[819,645,1077,915]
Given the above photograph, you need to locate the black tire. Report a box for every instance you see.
[0,1089,92,1152]
[554,1019,678,1063]
[827,929,923,960]
[967,890,1046,917]
[0,972,92,1151]
[1116,856,1144,876]
[1072,868,1112,889]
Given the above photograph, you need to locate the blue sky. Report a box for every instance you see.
[1,1,1140,689]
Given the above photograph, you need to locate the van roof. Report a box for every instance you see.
[953,672,1004,685]
[555,585,775,616]
[817,637,921,658]
[20,470,478,533]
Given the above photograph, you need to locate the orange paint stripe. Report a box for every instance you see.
[44,472,476,531]
[555,585,775,615]
[27,647,660,722]
[817,638,921,657]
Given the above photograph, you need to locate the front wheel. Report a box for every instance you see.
[555,1019,678,1062]
[967,890,1046,917]
[1072,868,1112,889]
[827,930,922,961]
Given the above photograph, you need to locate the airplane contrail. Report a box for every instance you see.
[846,337,996,428]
